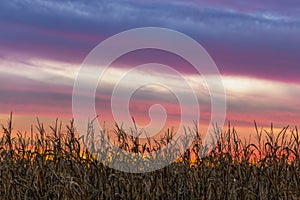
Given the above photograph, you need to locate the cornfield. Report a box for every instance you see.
[0,114,299,199]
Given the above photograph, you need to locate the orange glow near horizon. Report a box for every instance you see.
[0,112,291,146]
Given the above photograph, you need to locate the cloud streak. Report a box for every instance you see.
[1,57,299,131]
[1,0,300,132]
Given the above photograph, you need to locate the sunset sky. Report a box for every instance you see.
[1,0,300,136]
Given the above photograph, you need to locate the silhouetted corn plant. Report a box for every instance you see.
[0,114,299,199]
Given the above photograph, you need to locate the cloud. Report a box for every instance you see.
[1,0,300,69]
[1,0,300,132]
[1,56,300,129]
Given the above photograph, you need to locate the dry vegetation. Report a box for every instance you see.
[0,114,299,199]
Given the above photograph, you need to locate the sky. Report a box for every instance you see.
[1,0,300,137]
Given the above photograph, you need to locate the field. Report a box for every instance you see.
[0,114,299,199]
